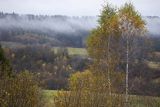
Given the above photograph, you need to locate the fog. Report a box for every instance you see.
[0,14,98,34]
[0,14,160,36]
[145,17,160,35]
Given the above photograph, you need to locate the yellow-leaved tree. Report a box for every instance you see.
[54,2,149,107]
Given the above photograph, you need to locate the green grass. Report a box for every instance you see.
[67,47,87,56]
[147,61,160,70]
[43,90,57,98]
[52,47,88,56]
[42,90,58,107]
[129,95,160,107]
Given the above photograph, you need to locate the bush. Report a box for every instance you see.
[0,71,42,107]
[54,70,125,107]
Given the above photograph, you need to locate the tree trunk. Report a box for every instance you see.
[125,35,129,107]
[107,35,111,95]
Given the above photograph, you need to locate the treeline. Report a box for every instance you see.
[0,12,96,20]
[0,12,97,48]
[151,36,160,52]
[0,28,88,48]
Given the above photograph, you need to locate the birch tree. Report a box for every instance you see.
[87,4,121,95]
[118,3,146,105]
[54,2,148,107]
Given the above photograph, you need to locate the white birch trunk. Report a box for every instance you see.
[125,34,129,106]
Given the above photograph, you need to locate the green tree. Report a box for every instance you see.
[87,4,121,95]
[0,45,12,78]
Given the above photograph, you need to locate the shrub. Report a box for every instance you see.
[0,71,42,107]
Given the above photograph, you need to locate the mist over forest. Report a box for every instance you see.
[0,12,97,48]
[0,12,160,48]
[0,1,160,106]
[1,13,160,92]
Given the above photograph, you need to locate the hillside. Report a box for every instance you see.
[0,12,160,96]
[0,12,97,48]
[0,12,160,48]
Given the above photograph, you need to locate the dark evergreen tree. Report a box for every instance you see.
[0,44,12,78]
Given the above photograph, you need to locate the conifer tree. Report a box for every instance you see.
[0,44,12,78]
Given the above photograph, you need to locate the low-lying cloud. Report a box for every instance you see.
[0,14,159,36]
[0,15,98,34]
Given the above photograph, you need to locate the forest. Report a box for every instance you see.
[0,1,160,107]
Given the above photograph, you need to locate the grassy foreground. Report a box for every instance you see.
[43,90,160,107]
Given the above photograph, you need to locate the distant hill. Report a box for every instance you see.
[0,12,160,48]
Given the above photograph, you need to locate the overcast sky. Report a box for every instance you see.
[0,0,159,16]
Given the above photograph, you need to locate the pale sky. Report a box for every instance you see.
[0,0,159,16]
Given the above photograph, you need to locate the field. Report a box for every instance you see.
[43,90,160,107]
[43,90,57,107]
[53,47,88,56]
[148,61,160,70]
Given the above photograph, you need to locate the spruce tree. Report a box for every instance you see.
[0,45,12,78]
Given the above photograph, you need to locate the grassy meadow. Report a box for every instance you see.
[52,47,88,56]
